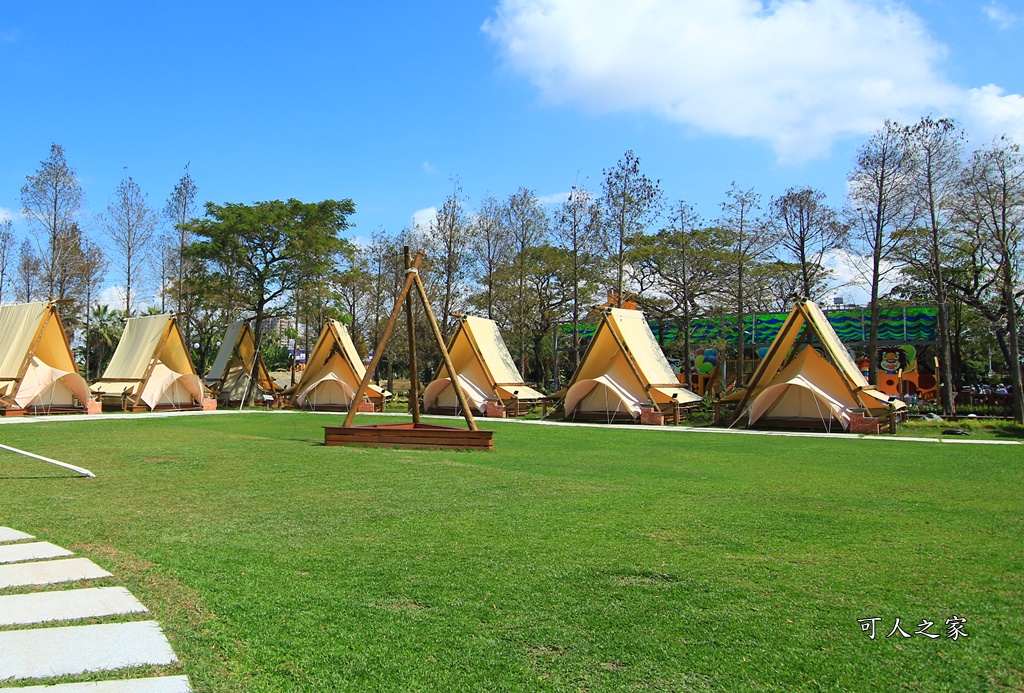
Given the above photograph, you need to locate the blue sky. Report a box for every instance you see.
[1,1,1022,299]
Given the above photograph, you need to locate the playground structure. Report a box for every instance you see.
[324,247,493,450]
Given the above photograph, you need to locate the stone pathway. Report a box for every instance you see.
[0,528,190,691]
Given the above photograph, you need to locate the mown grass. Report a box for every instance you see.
[1,412,1022,691]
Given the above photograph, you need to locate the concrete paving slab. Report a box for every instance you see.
[0,587,146,626]
[0,527,35,544]
[14,675,191,692]
[0,620,177,680]
[0,558,112,590]
[0,542,74,565]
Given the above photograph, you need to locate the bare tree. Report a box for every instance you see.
[895,117,965,414]
[601,150,663,306]
[0,218,14,304]
[469,195,511,320]
[501,187,549,374]
[955,136,1024,423]
[164,165,198,331]
[720,183,771,387]
[847,120,917,385]
[78,239,108,379]
[769,187,847,300]
[553,186,603,373]
[423,182,473,339]
[101,170,157,316]
[20,144,85,301]
[15,240,42,303]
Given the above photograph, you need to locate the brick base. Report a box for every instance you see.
[849,411,881,434]
[86,398,103,415]
[640,409,665,426]
[485,402,507,418]
[202,397,217,411]
[356,401,375,413]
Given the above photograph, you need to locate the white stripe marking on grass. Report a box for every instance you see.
[0,442,95,477]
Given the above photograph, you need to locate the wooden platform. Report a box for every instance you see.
[324,422,493,450]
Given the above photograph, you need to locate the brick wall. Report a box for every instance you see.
[485,402,507,418]
[849,411,881,434]
[639,408,665,426]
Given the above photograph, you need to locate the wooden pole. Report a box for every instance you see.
[412,273,478,431]
[405,246,421,424]
[342,250,424,427]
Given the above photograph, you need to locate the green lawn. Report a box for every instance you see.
[1,412,1022,691]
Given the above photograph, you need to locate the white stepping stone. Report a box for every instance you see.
[0,558,112,590]
[14,675,192,692]
[0,527,35,544]
[0,620,177,680]
[0,587,147,626]
[0,541,73,564]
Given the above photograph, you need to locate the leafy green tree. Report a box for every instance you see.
[187,198,355,404]
[79,304,125,380]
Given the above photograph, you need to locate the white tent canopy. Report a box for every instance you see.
[423,315,544,414]
[562,308,701,421]
[91,314,203,411]
[0,302,91,414]
[289,320,389,411]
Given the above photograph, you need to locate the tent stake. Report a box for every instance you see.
[0,443,95,478]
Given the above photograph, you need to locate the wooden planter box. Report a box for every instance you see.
[324,422,494,450]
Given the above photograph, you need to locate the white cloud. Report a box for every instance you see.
[422,161,437,174]
[963,85,1024,145]
[411,206,436,231]
[983,1,1017,29]
[820,248,900,306]
[482,0,1008,161]
[537,191,571,205]
[0,207,14,222]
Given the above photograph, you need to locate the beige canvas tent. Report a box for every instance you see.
[0,302,92,415]
[205,321,283,405]
[559,308,701,422]
[423,315,545,415]
[91,313,204,411]
[719,299,905,431]
[288,320,388,411]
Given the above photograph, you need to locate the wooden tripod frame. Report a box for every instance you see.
[341,247,478,431]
